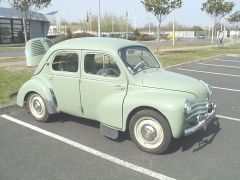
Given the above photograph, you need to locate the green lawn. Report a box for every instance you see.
[159,45,240,67]
[0,57,25,63]
[0,46,25,52]
[146,41,213,50]
[0,68,33,105]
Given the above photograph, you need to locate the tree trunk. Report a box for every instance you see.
[157,20,161,56]
[235,25,238,44]
[211,22,216,45]
[23,17,28,43]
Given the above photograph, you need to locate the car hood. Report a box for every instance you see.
[138,69,208,101]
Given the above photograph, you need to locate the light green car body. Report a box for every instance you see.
[17,37,211,139]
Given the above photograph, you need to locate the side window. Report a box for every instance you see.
[52,53,78,72]
[84,54,120,77]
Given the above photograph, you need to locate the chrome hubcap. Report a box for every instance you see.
[33,99,42,113]
[29,94,45,119]
[134,117,164,149]
[141,125,157,142]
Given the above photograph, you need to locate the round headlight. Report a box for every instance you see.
[184,100,192,114]
[206,83,212,95]
[200,80,212,96]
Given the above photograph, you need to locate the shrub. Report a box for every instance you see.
[52,35,68,44]
[72,32,96,38]
[138,34,156,41]
[52,32,96,44]
[66,28,72,39]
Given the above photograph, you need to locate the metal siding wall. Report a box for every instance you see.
[29,20,50,39]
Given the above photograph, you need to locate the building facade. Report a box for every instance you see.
[0,7,50,44]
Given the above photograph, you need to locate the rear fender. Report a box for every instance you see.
[17,77,58,114]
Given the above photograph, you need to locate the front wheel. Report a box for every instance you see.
[27,93,49,122]
[129,109,172,154]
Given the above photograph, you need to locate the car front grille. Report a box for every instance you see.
[186,101,209,122]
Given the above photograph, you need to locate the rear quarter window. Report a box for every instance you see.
[52,53,79,72]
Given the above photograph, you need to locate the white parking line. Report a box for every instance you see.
[177,68,240,78]
[0,114,175,180]
[198,62,240,69]
[214,59,240,63]
[217,115,240,122]
[212,86,240,92]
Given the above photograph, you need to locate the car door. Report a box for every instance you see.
[49,50,83,116]
[80,51,128,129]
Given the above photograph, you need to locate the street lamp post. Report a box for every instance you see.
[125,6,128,39]
[111,15,114,33]
[172,9,175,46]
[98,0,101,37]
[146,17,151,34]
[211,25,214,44]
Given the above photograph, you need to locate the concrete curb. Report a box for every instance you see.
[0,57,15,60]
[226,54,240,57]
[165,54,225,69]
[0,104,21,114]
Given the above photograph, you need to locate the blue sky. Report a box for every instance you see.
[1,0,240,27]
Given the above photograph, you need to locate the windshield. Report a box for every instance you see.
[119,46,160,74]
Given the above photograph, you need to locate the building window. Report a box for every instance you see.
[0,19,10,23]
[0,18,30,43]
[0,19,12,43]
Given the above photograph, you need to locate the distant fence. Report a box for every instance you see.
[230,31,240,38]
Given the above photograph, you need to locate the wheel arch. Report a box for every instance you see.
[125,106,171,133]
[24,91,36,101]
[17,78,58,114]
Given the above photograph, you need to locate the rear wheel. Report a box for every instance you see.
[129,109,172,154]
[27,93,49,122]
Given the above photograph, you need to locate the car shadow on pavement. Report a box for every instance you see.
[48,112,131,141]
[163,117,221,154]
[47,112,221,154]
[48,113,100,129]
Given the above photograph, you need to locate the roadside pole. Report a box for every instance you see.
[111,15,114,33]
[98,0,101,37]
[211,25,214,44]
[172,9,175,46]
[125,6,128,40]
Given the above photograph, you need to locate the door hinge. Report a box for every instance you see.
[80,106,84,113]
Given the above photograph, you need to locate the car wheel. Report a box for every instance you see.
[27,93,49,122]
[129,109,172,154]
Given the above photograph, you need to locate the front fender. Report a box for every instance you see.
[17,76,58,114]
[123,86,197,138]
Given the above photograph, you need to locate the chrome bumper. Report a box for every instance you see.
[184,103,217,136]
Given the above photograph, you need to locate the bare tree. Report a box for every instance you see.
[8,0,51,42]
[141,0,182,54]
[201,0,234,43]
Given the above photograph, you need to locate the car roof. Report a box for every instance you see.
[51,37,145,53]
[34,37,147,75]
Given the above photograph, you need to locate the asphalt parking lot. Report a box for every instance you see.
[0,54,240,180]
[0,50,24,58]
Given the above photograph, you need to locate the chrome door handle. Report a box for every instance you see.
[49,76,53,81]
[115,85,125,90]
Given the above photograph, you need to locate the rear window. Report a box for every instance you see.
[52,53,78,72]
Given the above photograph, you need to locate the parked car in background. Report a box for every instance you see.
[167,34,181,41]
[198,32,206,39]
[17,37,216,154]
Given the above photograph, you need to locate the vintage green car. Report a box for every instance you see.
[17,37,216,154]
